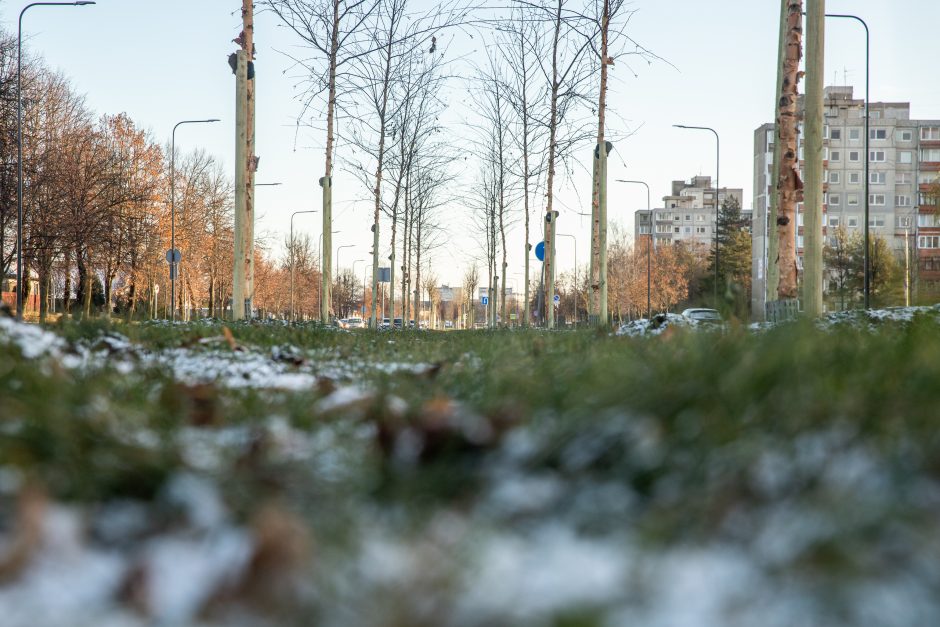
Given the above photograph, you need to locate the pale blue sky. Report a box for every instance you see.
[4,0,940,287]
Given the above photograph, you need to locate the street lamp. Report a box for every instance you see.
[317,230,340,319]
[170,118,220,321]
[616,179,652,319]
[826,12,870,309]
[16,1,95,320]
[336,244,354,277]
[352,259,365,318]
[557,233,577,323]
[335,244,354,317]
[674,124,720,305]
[290,209,318,320]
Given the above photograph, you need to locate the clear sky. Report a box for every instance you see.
[4,0,940,290]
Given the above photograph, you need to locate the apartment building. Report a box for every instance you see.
[635,175,745,248]
[752,86,940,316]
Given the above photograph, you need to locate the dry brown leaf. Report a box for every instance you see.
[0,482,47,583]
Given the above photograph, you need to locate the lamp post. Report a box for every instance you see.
[317,230,339,319]
[352,259,365,317]
[674,124,720,305]
[616,179,652,319]
[290,209,318,320]
[16,1,95,320]
[825,13,870,309]
[170,118,220,321]
[335,244,354,317]
[557,233,577,323]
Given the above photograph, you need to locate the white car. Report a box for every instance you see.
[680,308,723,325]
[346,317,365,329]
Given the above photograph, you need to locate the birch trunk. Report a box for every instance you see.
[776,0,804,300]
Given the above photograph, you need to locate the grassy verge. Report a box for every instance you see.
[2,315,940,624]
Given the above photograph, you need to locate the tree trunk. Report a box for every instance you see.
[320,0,340,324]
[545,0,562,329]
[591,0,610,325]
[776,0,804,300]
[38,262,50,323]
[766,0,788,307]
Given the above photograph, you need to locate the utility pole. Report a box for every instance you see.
[765,0,788,312]
[803,0,825,316]
[232,0,256,320]
[233,48,248,320]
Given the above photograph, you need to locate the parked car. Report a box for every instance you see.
[444,321,454,329]
[336,318,349,329]
[393,317,403,329]
[680,308,723,325]
[346,317,365,329]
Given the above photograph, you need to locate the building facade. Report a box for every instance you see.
[634,175,745,249]
[753,86,940,316]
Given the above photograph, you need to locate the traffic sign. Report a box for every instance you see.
[535,241,545,262]
[166,249,181,264]
[553,294,560,307]
[481,296,489,305]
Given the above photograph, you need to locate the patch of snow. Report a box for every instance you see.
[0,317,66,359]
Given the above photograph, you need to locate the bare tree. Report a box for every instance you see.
[262,0,382,322]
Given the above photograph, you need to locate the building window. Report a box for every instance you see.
[870,151,886,162]
[848,216,859,227]
[918,214,938,228]
[830,128,842,140]
[869,215,886,227]
[870,171,886,185]
[674,215,681,221]
[899,151,913,164]
[684,214,692,222]
[830,172,840,185]
[828,216,840,227]
[919,235,940,249]
[657,224,671,233]
[896,195,912,207]
[849,151,860,162]
[829,193,841,206]
[798,235,804,248]
[639,226,651,234]
[848,194,859,206]
[674,227,680,233]
[921,127,940,141]
[898,216,913,228]
[920,148,940,162]
[869,194,886,206]
[684,226,691,234]
[897,172,913,184]
[897,130,913,142]
[869,128,888,140]
[696,214,705,222]
[849,128,861,140]
[695,227,706,234]
[849,172,861,185]
[829,150,841,162]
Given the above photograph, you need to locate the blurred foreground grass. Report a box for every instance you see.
[2,315,940,625]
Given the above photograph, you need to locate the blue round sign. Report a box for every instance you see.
[535,241,545,262]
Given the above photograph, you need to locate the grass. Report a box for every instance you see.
[3,314,940,623]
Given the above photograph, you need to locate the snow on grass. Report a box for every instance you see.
[0,317,66,359]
